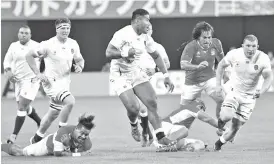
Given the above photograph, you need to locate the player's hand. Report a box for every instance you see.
[215,85,223,98]
[80,149,92,156]
[33,73,51,87]
[5,70,18,83]
[73,64,83,73]
[253,89,260,99]
[145,68,156,76]
[164,77,174,93]
[197,61,209,70]
[128,47,136,58]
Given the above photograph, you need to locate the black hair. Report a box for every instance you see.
[177,21,214,52]
[132,8,149,21]
[55,18,71,27]
[77,114,95,130]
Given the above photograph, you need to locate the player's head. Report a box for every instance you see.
[192,21,214,49]
[72,114,95,144]
[131,9,151,34]
[55,18,71,40]
[192,98,206,111]
[242,34,259,59]
[18,25,31,45]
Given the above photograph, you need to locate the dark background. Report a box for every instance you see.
[2,15,274,72]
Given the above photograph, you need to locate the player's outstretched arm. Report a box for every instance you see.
[216,59,230,87]
[26,48,46,75]
[150,50,174,92]
[260,67,274,95]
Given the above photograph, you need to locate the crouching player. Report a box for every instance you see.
[154,99,224,151]
[1,114,95,157]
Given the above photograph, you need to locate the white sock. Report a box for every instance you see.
[28,106,33,115]
[36,131,45,138]
[220,136,227,143]
[59,122,68,127]
[139,110,148,117]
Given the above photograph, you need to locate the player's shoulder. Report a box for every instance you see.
[11,41,22,47]
[114,25,132,36]
[29,39,39,46]
[57,125,75,135]
[257,50,270,62]
[227,47,242,56]
[212,38,222,47]
[212,38,221,44]
[67,38,79,46]
[40,37,55,45]
[184,40,197,50]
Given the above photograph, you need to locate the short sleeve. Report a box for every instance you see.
[35,41,48,58]
[180,42,195,62]
[223,50,234,66]
[109,31,125,50]
[73,40,83,59]
[3,43,14,69]
[261,54,272,71]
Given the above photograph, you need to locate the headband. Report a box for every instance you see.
[56,23,71,29]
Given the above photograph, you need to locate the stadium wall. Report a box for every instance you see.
[1,71,274,98]
[1,15,274,72]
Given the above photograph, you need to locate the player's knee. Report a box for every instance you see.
[125,101,140,114]
[64,95,75,108]
[178,126,189,139]
[220,104,235,122]
[18,97,31,111]
[231,118,243,131]
[145,97,157,110]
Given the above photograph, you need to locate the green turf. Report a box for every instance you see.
[1,94,274,164]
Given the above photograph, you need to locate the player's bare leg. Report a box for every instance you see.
[134,82,177,152]
[31,100,62,144]
[214,118,244,151]
[119,89,141,142]
[8,96,35,144]
[210,92,224,119]
[1,143,24,156]
[58,94,75,128]
[139,104,153,147]
[217,103,235,130]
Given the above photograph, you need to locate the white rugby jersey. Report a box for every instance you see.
[138,42,169,70]
[223,47,271,94]
[36,36,82,80]
[3,40,40,80]
[109,25,157,73]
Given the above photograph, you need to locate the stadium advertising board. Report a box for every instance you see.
[2,0,274,20]
[1,71,274,98]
